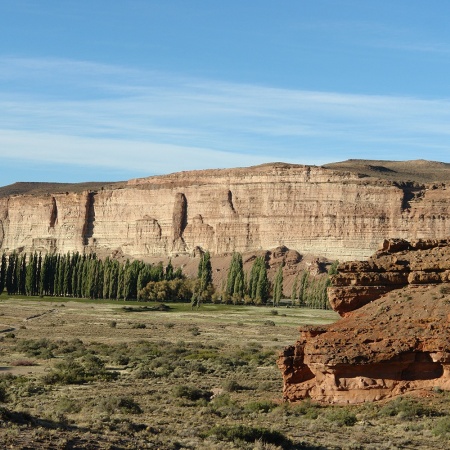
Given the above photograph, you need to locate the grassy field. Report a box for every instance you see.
[0,295,449,449]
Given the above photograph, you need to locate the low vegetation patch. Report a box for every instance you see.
[205,424,295,449]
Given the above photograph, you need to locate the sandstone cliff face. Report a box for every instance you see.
[278,239,450,404]
[0,163,449,260]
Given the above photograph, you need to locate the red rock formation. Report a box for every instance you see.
[278,239,450,404]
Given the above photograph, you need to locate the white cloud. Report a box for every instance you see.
[1,56,450,175]
[0,129,274,174]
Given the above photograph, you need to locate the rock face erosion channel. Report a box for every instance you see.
[278,239,450,404]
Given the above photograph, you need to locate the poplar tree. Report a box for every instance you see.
[255,260,269,304]
[6,252,17,295]
[273,265,284,307]
[226,252,244,300]
[291,273,299,307]
[194,251,214,305]
[0,252,7,294]
[25,253,36,296]
[165,260,174,281]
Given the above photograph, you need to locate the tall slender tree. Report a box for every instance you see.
[273,264,284,307]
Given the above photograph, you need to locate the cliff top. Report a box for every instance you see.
[0,181,125,198]
[323,159,450,184]
[1,159,449,198]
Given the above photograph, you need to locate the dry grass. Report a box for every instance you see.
[0,296,449,449]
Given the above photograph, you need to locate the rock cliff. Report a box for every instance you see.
[0,161,449,260]
[278,239,450,404]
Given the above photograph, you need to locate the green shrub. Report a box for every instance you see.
[244,400,277,414]
[173,385,211,402]
[42,358,86,385]
[56,397,82,414]
[98,396,142,415]
[433,417,450,438]
[379,397,435,419]
[16,338,57,359]
[205,425,293,449]
[288,400,320,419]
[325,408,357,426]
[43,356,119,385]
[222,378,242,393]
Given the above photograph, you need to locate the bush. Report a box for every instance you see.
[56,397,82,414]
[288,400,320,419]
[222,378,242,393]
[433,417,450,438]
[325,408,357,426]
[11,359,36,366]
[379,397,435,419]
[0,385,6,403]
[173,385,211,402]
[245,400,277,414]
[205,425,293,449]
[98,396,142,415]
[42,358,86,385]
[43,356,119,385]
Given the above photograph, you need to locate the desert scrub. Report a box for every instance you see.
[222,378,242,392]
[244,400,278,414]
[204,425,294,449]
[42,356,119,385]
[283,400,320,420]
[0,374,45,403]
[173,384,212,402]
[55,397,82,414]
[378,397,437,419]
[207,394,243,419]
[97,396,142,415]
[15,338,57,359]
[325,407,357,426]
[433,416,450,439]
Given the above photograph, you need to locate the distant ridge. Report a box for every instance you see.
[323,159,450,184]
[1,159,449,198]
[0,181,125,198]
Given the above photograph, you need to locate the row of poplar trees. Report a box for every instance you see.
[223,253,270,304]
[223,251,334,309]
[0,252,182,300]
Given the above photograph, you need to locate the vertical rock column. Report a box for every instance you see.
[172,193,187,253]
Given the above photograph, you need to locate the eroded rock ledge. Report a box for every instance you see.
[278,239,450,404]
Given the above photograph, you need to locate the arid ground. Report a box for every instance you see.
[0,296,449,449]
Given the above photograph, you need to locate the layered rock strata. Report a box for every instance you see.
[278,239,450,404]
[0,163,449,260]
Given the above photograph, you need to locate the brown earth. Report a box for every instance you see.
[278,239,450,404]
[1,160,450,262]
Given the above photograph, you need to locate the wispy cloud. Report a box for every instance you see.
[1,56,450,181]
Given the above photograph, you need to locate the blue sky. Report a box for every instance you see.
[1,1,450,185]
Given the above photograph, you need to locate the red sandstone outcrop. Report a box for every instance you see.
[0,162,449,261]
[278,239,450,404]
